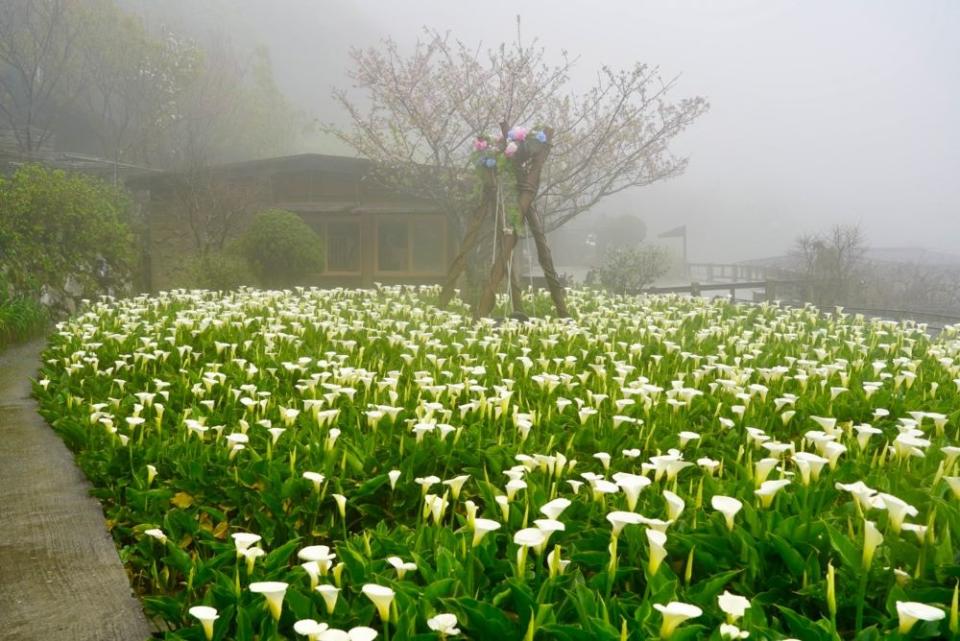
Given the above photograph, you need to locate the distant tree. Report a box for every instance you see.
[588,245,670,294]
[0,0,82,154]
[169,167,268,258]
[72,0,201,167]
[0,0,300,167]
[331,24,708,238]
[164,40,301,168]
[792,224,866,307]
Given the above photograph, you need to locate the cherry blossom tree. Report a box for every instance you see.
[331,22,708,310]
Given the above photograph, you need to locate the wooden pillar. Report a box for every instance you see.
[360,211,374,288]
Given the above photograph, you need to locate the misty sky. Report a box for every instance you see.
[137,0,960,263]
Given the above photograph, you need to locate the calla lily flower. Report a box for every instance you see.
[442,474,470,499]
[711,495,743,531]
[316,584,340,614]
[303,471,325,490]
[877,493,919,533]
[294,618,327,641]
[539,497,571,520]
[792,451,829,485]
[896,601,945,634]
[471,518,501,546]
[945,476,960,499]
[144,528,167,544]
[646,528,668,575]
[755,479,791,508]
[249,581,288,620]
[347,628,379,641]
[719,623,749,639]
[388,469,401,489]
[606,510,643,537]
[299,545,336,575]
[427,612,461,638]
[654,601,703,638]
[663,490,685,521]
[612,472,651,511]
[188,605,219,641]
[863,519,882,568]
[332,493,347,519]
[387,556,418,579]
[362,583,395,622]
[232,532,262,555]
[717,591,750,623]
[514,527,546,549]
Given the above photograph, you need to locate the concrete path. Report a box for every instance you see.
[0,339,153,641]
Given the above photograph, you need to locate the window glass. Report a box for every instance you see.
[411,217,446,274]
[377,220,408,272]
[326,221,361,272]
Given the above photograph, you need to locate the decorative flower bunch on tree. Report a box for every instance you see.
[469,126,547,233]
[472,126,549,170]
[441,121,568,318]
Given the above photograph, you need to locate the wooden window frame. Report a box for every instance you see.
[374,213,448,276]
[318,216,362,275]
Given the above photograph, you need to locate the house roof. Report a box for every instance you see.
[1,150,158,180]
[125,153,374,189]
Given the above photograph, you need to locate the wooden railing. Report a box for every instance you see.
[685,262,799,284]
[635,283,960,333]
[638,279,807,302]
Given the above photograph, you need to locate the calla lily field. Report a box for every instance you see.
[34,286,960,640]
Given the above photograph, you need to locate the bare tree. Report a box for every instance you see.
[330,24,708,238]
[73,1,200,168]
[170,168,267,258]
[0,0,82,154]
[792,224,866,307]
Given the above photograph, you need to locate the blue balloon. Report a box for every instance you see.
[484,157,497,168]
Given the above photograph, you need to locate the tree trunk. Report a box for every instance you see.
[523,204,568,317]
[438,180,495,308]
[510,247,526,315]
[476,227,518,318]
[476,123,569,317]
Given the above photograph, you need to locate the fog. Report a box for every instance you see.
[128,0,960,264]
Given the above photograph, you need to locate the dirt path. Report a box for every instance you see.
[0,339,153,641]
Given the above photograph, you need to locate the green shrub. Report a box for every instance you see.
[0,164,136,297]
[239,209,324,288]
[174,250,257,291]
[587,244,670,294]
[0,296,48,346]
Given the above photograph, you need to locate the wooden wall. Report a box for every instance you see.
[139,159,453,290]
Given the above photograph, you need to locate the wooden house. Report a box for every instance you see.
[127,154,454,290]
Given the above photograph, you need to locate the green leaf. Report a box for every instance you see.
[768,533,806,578]
[825,523,859,571]
[775,605,832,641]
[446,597,517,639]
[263,537,301,573]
